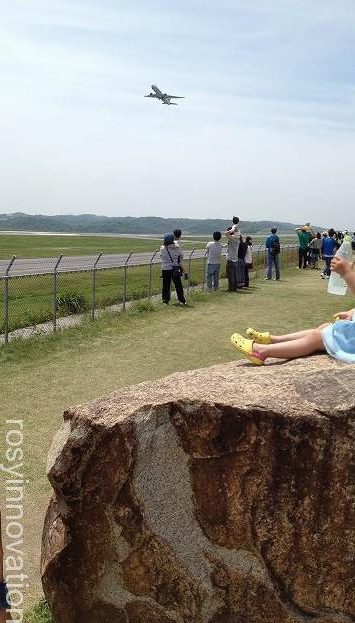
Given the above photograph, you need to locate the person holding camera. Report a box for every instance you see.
[160,233,186,306]
[224,226,240,291]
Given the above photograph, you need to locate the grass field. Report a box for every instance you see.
[0,232,297,260]
[1,265,353,622]
[0,233,209,260]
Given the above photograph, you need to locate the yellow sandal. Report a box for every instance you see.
[231,333,266,365]
[246,327,271,344]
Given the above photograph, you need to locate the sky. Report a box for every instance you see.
[1,0,355,228]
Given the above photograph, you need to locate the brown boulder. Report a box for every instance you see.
[41,356,355,623]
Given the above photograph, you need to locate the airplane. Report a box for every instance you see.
[144,84,185,105]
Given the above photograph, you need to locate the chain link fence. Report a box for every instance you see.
[0,242,298,343]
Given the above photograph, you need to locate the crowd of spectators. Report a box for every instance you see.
[159,219,355,304]
[295,224,354,278]
[160,217,257,303]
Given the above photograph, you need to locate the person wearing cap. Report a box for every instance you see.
[160,233,186,305]
[0,511,11,621]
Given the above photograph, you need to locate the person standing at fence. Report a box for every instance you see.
[244,236,253,287]
[237,235,247,287]
[225,227,240,291]
[160,233,186,305]
[205,231,223,291]
[309,232,322,269]
[265,227,280,281]
[295,225,313,269]
[321,229,338,279]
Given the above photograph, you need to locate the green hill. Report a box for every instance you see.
[0,212,322,235]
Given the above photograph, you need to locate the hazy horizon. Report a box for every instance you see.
[1,1,355,229]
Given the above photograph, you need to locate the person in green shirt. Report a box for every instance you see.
[295,225,314,269]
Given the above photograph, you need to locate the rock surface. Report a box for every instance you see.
[41,355,355,623]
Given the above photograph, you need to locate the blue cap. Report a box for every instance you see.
[164,233,174,245]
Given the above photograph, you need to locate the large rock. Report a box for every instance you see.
[41,356,355,623]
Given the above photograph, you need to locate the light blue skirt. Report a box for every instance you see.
[322,319,355,364]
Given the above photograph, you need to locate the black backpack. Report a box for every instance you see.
[271,238,280,255]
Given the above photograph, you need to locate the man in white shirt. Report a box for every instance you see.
[205,231,223,290]
[225,227,240,291]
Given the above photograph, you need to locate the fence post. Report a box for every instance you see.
[187,249,195,294]
[281,241,284,272]
[92,253,103,320]
[202,252,207,290]
[148,250,158,300]
[264,245,268,275]
[122,252,132,311]
[254,244,263,278]
[4,255,16,344]
[53,255,64,333]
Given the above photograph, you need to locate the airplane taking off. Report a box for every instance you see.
[144,84,185,105]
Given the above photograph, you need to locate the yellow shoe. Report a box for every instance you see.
[231,333,266,366]
[246,327,271,344]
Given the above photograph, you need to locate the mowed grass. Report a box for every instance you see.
[0,232,297,260]
[0,233,208,259]
[2,266,352,621]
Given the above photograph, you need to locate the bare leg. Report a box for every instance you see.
[270,323,330,343]
[254,329,325,360]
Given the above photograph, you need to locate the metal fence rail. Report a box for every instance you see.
[0,243,299,343]
[0,237,299,277]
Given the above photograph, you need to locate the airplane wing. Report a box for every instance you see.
[166,95,185,99]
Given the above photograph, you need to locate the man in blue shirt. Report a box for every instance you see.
[265,227,281,280]
[321,231,338,278]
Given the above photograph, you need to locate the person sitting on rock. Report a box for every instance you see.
[231,255,355,365]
